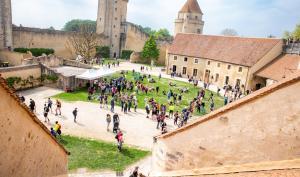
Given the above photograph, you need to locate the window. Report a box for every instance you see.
[193,69,198,77]
[115,8,117,11]
[238,67,243,72]
[195,16,198,19]
[182,67,187,75]
[215,74,219,82]
[113,25,116,28]
[174,56,177,60]
[115,17,118,20]
[236,79,241,87]
[184,57,188,62]
[197,29,201,34]
[227,65,231,70]
[217,63,221,67]
[194,59,198,63]
[115,35,118,38]
[225,76,230,85]
[207,61,211,65]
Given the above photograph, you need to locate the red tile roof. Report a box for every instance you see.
[168,33,282,67]
[256,54,300,81]
[156,70,300,139]
[179,0,203,14]
[0,75,69,155]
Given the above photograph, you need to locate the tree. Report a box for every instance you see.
[221,28,238,36]
[293,24,300,40]
[141,35,160,64]
[95,46,110,58]
[155,28,172,40]
[67,24,99,61]
[283,31,292,39]
[63,19,96,33]
[48,26,55,30]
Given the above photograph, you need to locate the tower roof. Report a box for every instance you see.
[179,0,203,14]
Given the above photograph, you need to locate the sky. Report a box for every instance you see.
[11,0,300,38]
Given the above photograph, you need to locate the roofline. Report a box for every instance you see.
[175,33,283,40]
[0,75,70,155]
[167,53,251,67]
[156,70,300,139]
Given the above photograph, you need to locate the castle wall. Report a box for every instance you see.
[152,77,300,172]
[0,82,68,177]
[12,27,108,59]
[0,50,32,66]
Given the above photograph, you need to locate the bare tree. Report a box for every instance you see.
[221,28,238,36]
[67,24,99,62]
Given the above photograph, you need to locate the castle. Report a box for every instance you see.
[0,0,151,59]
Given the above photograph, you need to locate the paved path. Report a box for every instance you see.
[20,87,177,150]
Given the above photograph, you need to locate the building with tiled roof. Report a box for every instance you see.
[166,33,284,90]
[174,0,204,35]
[256,54,300,85]
[151,71,300,175]
[0,75,69,177]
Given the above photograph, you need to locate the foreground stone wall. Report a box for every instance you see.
[152,75,300,173]
[12,26,108,59]
[0,80,68,177]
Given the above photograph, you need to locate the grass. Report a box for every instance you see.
[53,71,224,116]
[60,135,150,172]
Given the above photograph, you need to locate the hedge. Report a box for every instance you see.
[14,48,55,57]
[121,50,133,59]
[95,46,110,58]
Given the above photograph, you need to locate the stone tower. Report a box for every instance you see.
[0,0,13,50]
[174,0,204,36]
[96,0,128,58]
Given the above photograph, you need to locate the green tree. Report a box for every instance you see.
[155,28,172,40]
[63,19,96,33]
[96,46,110,58]
[283,31,292,39]
[141,36,160,64]
[293,24,300,40]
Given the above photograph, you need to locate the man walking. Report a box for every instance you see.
[72,108,78,123]
[110,98,115,113]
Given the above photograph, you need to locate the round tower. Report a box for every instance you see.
[174,0,204,36]
[0,0,13,50]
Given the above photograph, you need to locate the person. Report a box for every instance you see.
[106,114,112,131]
[159,73,162,80]
[19,95,25,103]
[115,130,123,151]
[43,104,50,123]
[145,103,150,118]
[134,99,138,112]
[73,108,78,123]
[53,121,62,138]
[161,120,167,131]
[113,113,120,133]
[110,98,115,113]
[210,101,215,112]
[130,167,139,177]
[29,99,35,112]
[169,103,175,119]
[55,99,62,116]
[50,128,56,137]
[47,98,53,113]
[156,86,159,93]
[174,111,179,125]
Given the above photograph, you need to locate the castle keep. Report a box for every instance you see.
[0,0,13,49]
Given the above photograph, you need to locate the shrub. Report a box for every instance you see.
[14,48,55,57]
[46,74,59,82]
[121,50,133,59]
[6,77,22,88]
[95,46,110,58]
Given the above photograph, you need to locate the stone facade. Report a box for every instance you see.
[0,0,13,49]
[152,72,300,173]
[97,0,128,58]
[0,77,69,177]
[174,0,204,36]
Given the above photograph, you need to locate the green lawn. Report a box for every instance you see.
[60,135,150,171]
[53,71,224,116]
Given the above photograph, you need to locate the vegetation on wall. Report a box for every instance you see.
[6,74,58,89]
[121,50,133,59]
[95,46,110,58]
[14,48,55,57]
[6,77,22,88]
[41,74,59,83]
[63,19,96,33]
[141,35,160,64]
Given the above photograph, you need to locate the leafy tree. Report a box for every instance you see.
[96,46,110,58]
[221,28,238,36]
[283,31,292,39]
[155,28,172,40]
[141,35,160,64]
[293,24,300,40]
[63,19,96,33]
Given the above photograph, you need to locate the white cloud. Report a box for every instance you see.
[11,0,300,37]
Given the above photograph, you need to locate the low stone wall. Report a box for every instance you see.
[22,55,63,67]
[0,50,32,66]
[0,64,41,79]
[63,59,93,69]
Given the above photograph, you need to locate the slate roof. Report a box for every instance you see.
[179,0,203,14]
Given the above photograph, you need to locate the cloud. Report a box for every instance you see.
[11,0,300,37]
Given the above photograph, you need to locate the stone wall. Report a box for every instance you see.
[0,80,68,177]
[12,26,108,59]
[0,50,32,66]
[152,75,300,173]
[0,64,41,79]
